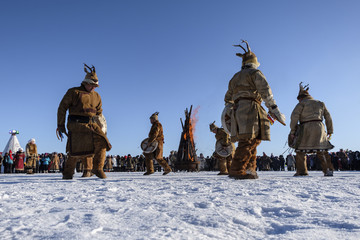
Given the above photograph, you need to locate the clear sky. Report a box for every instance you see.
[1,0,359,157]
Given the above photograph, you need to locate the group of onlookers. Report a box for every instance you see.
[0,151,65,174]
[0,149,26,173]
[0,151,161,174]
[100,154,145,172]
[1,148,359,174]
[102,154,166,173]
[253,149,360,172]
[256,153,290,171]
[196,149,360,172]
[299,149,360,171]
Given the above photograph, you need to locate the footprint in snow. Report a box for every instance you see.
[194,202,214,209]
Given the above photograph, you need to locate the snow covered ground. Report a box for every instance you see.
[0,171,360,240]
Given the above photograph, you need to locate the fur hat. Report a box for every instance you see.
[150,112,159,121]
[297,82,311,100]
[209,121,218,131]
[28,138,35,144]
[233,40,260,67]
[82,63,99,86]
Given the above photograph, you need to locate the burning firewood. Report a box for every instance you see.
[175,105,200,172]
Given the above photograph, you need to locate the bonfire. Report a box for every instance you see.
[175,105,200,171]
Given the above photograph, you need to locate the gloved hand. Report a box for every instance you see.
[327,133,332,140]
[56,125,67,141]
[57,125,66,133]
[269,106,286,126]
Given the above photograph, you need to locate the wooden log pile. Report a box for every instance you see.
[175,105,200,171]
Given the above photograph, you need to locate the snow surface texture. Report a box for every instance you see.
[1,171,360,240]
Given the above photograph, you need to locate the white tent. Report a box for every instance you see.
[2,131,22,156]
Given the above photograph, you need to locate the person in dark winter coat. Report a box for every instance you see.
[3,152,13,173]
[40,154,51,173]
[0,155,3,173]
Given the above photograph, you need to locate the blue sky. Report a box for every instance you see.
[1,0,359,157]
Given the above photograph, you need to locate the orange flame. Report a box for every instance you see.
[180,106,200,162]
[187,106,199,161]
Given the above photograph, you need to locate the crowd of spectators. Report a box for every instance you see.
[197,149,360,172]
[0,151,65,174]
[1,149,359,174]
[252,149,360,171]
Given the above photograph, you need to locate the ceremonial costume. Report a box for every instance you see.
[57,64,111,179]
[224,40,285,179]
[25,139,38,174]
[210,122,234,175]
[143,113,172,175]
[290,83,334,176]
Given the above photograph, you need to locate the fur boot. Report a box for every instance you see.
[218,157,229,175]
[294,152,309,176]
[82,170,94,177]
[157,158,172,175]
[144,157,155,175]
[62,156,78,180]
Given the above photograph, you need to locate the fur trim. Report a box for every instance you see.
[82,78,99,86]
[244,62,260,69]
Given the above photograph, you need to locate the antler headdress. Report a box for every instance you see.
[209,121,218,131]
[297,82,311,100]
[82,63,99,86]
[150,112,159,120]
[233,40,260,67]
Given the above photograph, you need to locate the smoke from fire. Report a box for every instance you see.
[190,106,200,141]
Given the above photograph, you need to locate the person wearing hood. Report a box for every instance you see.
[14,148,25,173]
[224,40,286,179]
[25,139,38,174]
[289,83,334,177]
[57,64,112,179]
[49,152,60,173]
[142,112,172,175]
[3,152,13,173]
